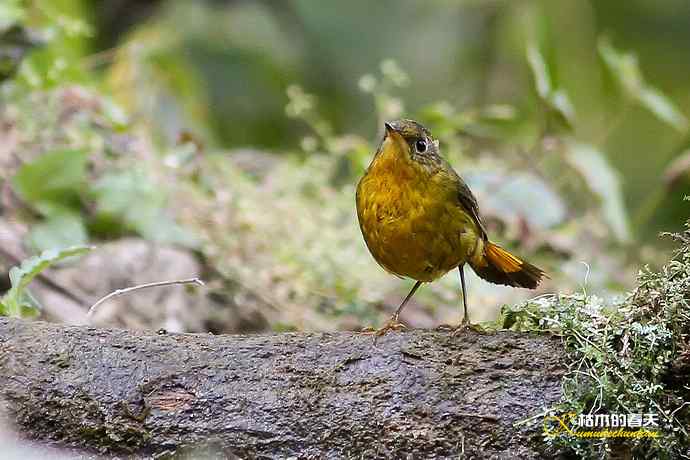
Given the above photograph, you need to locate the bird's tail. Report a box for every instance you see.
[470,241,546,289]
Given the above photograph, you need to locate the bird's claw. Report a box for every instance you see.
[451,320,485,336]
[451,322,486,337]
[361,318,407,344]
[376,321,407,336]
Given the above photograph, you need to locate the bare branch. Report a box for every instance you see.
[86,278,205,320]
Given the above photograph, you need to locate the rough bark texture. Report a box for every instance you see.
[0,318,567,459]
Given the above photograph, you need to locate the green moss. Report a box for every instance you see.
[76,422,151,452]
[49,352,71,368]
[499,221,690,458]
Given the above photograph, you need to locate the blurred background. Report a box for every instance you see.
[1,0,689,334]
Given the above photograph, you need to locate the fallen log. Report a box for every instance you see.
[0,318,567,458]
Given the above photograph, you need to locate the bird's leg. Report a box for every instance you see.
[362,281,422,338]
[452,265,483,335]
[460,264,469,325]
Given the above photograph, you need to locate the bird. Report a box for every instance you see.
[355,119,546,336]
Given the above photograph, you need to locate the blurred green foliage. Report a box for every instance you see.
[6,114,195,253]
[0,0,689,330]
[74,0,690,241]
[92,169,197,246]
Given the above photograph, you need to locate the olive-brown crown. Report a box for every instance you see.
[385,119,431,139]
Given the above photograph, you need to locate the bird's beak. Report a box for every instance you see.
[384,121,400,139]
[380,121,409,159]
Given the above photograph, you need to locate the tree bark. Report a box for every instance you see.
[0,318,567,459]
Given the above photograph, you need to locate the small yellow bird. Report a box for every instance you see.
[356,119,546,335]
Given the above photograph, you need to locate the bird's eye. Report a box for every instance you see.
[415,139,427,153]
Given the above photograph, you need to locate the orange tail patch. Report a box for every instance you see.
[471,242,546,289]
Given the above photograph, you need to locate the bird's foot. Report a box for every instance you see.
[451,319,485,336]
[361,317,407,342]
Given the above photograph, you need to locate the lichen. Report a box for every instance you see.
[499,220,690,458]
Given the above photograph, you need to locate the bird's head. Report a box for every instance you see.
[379,119,441,168]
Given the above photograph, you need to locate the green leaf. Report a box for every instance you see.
[20,301,41,318]
[598,37,643,96]
[526,43,552,99]
[548,89,575,126]
[28,211,88,254]
[137,214,199,247]
[598,37,688,132]
[93,169,162,216]
[526,43,575,130]
[638,87,688,133]
[93,170,197,247]
[15,289,41,318]
[565,142,631,243]
[0,245,93,317]
[13,148,88,211]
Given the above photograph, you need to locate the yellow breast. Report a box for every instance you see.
[356,143,481,282]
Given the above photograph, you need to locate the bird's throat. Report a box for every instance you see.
[370,136,425,182]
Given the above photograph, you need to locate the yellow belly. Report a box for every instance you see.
[356,165,481,282]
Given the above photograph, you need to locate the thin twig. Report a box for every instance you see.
[86,278,205,320]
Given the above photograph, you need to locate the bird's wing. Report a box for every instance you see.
[455,175,488,240]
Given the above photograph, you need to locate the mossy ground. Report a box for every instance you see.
[499,221,690,458]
